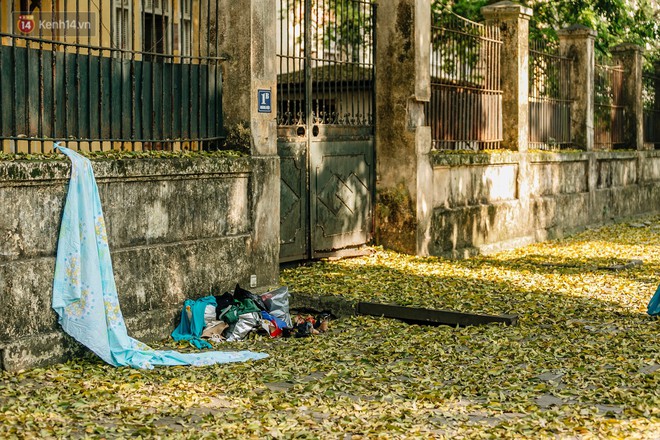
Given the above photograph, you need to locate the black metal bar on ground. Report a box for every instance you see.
[357,302,518,327]
[288,292,518,327]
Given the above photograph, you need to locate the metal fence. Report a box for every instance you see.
[643,67,660,148]
[426,10,502,151]
[528,39,572,150]
[594,57,625,149]
[276,0,375,129]
[0,0,223,154]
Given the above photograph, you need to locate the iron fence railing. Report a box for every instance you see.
[643,67,660,148]
[528,39,573,150]
[594,57,625,149]
[0,0,224,154]
[276,0,375,129]
[426,9,502,151]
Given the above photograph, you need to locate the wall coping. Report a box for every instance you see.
[430,149,660,168]
[0,156,252,185]
[557,24,598,39]
[527,151,590,163]
[481,1,533,20]
[611,43,644,54]
[591,150,640,160]
[430,151,523,167]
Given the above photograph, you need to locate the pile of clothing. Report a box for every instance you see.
[171,285,331,348]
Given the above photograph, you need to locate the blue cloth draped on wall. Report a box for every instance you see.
[52,144,268,368]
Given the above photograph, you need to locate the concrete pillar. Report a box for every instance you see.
[481,1,532,152]
[612,44,644,150]
[217,0,279,287]
[558,25,597,151]
[375,0,432,256]
[218,0,277,157]
[655,62,660,145]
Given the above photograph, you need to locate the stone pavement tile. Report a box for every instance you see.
[639,364,660,374]
[467,413,500,426]
[299,371,327,383]
[501,412,527,420]
[535,371,564,382]
[535,394,565,408]
[264,381,295,392]
[595,404,624,416]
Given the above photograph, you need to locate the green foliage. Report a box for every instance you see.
[0,124,252,161]
[432,0,660,57]
[430,11,485,82]
[283,1,374,64]
[432,0,488,21]
[323,0,372,63]
[530,0,659,54]
[221,122,252,155]
[0,149,245,162]
[375,182,414,226]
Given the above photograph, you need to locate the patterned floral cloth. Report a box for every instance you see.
[52,144,268,368]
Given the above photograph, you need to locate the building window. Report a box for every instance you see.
[113,0,132,54]
[110,0,193,61]
[180,0,192,59]
[143,0,171,62]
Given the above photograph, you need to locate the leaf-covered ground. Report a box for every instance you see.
[1,217,659,439]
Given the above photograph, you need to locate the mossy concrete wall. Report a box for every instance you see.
[217,0,279,284]
[429,150,660,258]
[374,1,659,258]
[0,156,279,371]
[375,0,433,255]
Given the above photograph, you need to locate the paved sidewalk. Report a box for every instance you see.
[1,215,658,439]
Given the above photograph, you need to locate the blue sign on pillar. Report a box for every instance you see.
[258,89,272,113]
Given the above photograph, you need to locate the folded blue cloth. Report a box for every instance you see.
[52,144,268,368]
[171,296,217,349]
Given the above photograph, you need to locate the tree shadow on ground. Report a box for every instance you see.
[284,255,655,322]
[470,253,660,285]
[1,253,658,438]
[280,256,659,428]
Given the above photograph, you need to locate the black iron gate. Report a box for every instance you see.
[594,57,625,149]
[0,0,223,154]
[277,0,376,262]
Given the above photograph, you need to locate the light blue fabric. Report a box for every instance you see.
[52,144,268,368]
[648,284,660,316]
[171,296,217,349]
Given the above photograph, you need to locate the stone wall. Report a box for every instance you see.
[429,150,660,258]
[374,0,433,256]
[374,1,660,258]
[0,156,279,371]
